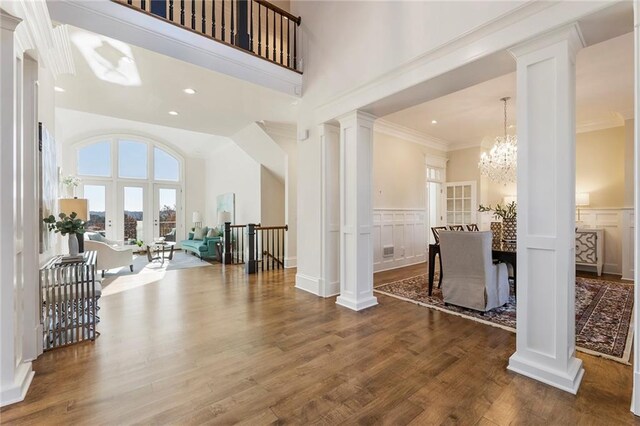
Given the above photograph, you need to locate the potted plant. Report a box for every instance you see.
[478,202,517,242]
[43,212,86,256]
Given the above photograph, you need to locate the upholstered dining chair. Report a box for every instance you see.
[466,223,480,231]
[448,225,465,231]
[431,226,448,245]
[438,231,509,312]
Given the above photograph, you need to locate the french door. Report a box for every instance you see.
[81,182,115,239]
[445,181,477,226]
[117,183,146,243]
[154,184,181,242]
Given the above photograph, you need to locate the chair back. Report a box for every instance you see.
[431,226,448,244]
[466,223,479,231]
[439,231,493,283]
[448,225,465,231]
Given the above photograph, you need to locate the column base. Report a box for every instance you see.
[0,362,34,407]
[336,294,378,311]
[507,352,584,394]
[632,372,640,415]
[295,274,340,297]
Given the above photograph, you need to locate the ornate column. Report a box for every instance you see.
[507,24,585,394]
[336,111,377,311]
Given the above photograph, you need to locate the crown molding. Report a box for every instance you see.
[576,114,625,134]
[374,119,450,152]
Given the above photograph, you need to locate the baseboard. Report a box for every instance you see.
[0,362,34,407]
[507,352,584,395]
[632,372,640,415]
[374,258,427,274]
[284,257,297,269]
[336,294,378,311]
[295,274,339,298]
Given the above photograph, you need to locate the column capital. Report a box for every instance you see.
[508,23,585,61]
[318,122,339,137]
[336,110,376,127]
[0,9,22,32]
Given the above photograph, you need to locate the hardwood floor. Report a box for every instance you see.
[1,262,638,425]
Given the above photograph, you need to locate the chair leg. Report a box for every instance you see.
[129,265,133,272]
[437,254,443,288]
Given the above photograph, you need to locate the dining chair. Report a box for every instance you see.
[466,223,480,231]
[431,226,448,244]
[448,225,465,231]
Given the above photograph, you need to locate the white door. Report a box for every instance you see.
[81,182,115,239]
[154,184,182,242]
[426,182,443,244]
[117,183,147,244]
[445,181,477,226]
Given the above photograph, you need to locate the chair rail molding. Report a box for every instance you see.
[373,208,427,273]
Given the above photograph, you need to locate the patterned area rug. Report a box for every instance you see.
[374,274,634,364]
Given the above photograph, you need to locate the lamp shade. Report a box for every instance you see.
[576,192,590,207]
[217,211,231,225]
[59,198,88,221]
[192,211,202,223]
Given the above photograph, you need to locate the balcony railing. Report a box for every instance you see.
[113,0,302,72]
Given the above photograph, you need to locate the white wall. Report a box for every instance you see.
[205,143,261,226]
[260,166,285,226]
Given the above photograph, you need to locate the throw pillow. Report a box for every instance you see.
[193,227,205,240]
[207,228,216,238]
[188,232,194,240]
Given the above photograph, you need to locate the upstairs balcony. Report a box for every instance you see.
[114,0,301,72]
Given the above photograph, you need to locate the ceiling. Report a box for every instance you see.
[382,31,634,150]
[55,26,299,137]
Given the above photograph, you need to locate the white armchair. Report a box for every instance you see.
[84,240,134,277]
[439,230,509,312]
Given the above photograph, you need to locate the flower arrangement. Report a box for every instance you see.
[478,201,517,220]
[43,212,85,236]
[61,175,81,188]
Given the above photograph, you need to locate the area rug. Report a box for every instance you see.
[374,274,634,364]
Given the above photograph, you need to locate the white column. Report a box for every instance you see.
[0,9,34,407]
[319,123,340,297]
[336,111,377,311]
[631,0,640,416]
[507,24,585,394]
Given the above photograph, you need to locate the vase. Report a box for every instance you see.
[490,222,503,246]
[68,233,79,256]
[502,218,517,242]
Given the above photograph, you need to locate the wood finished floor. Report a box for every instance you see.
[1,262,638,425]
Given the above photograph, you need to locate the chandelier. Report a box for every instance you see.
[478,97,517,184]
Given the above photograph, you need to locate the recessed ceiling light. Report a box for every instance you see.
[183,88,196,95]
[54,86,65,92]
[431,120,438,125]
[168,111,179,116]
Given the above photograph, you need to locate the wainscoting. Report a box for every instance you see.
[373,209,427,272]
[621,209,634,280]
[577,208,632,276]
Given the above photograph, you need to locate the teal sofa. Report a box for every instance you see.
[180,227,222,260]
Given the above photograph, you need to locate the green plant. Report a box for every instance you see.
[478,202,517,220]
[133,239,144,247]
[43,212,86,236]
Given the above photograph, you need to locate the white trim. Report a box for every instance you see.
[284,256,297,268]
[374,119,451,152]
[576,115,625,134]
[0,363,34,407]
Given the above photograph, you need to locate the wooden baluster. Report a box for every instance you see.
[265,8,269,59]
[180,0,185,25]
[280,15,283,64]
[277,228,280,268]
[191,0,195,29]
[141,0,146,10]
[250,0,253,52]
[169,0,174,21]
[212,0,216,38]
[201,0,206,33]
[221,0,225,42]
[261,229,264,271]
[293,23,297,70]
[241,226,244,263]
[272,9,276,61]
[287,19,290,67]
[271,229,274,270]
[258,5,262,55]
[231,0,235,45]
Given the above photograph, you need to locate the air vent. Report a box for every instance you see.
[383,245,394,258]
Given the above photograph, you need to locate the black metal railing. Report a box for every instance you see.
[223,223,247,264]
[115,0,301,72]
[222,222,287,274]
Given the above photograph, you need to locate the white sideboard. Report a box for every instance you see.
[576,228,604,276]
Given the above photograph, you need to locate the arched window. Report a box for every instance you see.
[74,136,184,245]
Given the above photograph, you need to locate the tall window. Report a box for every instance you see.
[118,140,148,179]
[77,141,111,177]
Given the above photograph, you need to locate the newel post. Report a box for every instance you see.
[245,223,257,274]
[223,222,232,264]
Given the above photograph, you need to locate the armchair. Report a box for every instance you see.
[439,231,509,312]
[84,240,134,277]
